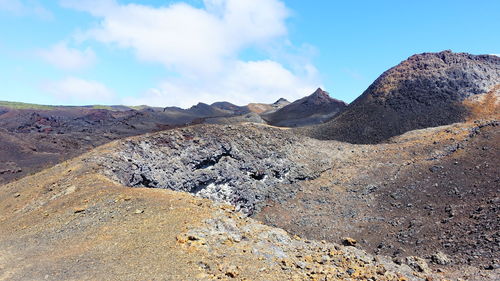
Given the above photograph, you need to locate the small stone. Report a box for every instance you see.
[406,256,430,273]
[342,237,357,246]
[429,166,443,173]
[14,193,21,198]
[346,268,355,275]
[194,273,208,279]
[320,255,330,264]
[176,234,188,244]
[73,206,86,213]
[485,263,500,270]
[392,257,403,265]
[134,209,144,214]
[431,252,451,265]
[224,265,239,278]
[296,261,306,269]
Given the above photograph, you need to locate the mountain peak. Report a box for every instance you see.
[263,88,347,127]
[304,88,342,105]
[273,98,289,105]
[312,87,326,95]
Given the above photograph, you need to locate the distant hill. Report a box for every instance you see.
[262,88,347,127]
[306,51,500,143]
[247,98,290,114]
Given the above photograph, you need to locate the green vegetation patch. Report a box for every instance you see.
[0,101,57,110]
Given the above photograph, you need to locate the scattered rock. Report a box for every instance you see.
[73,206,86,213]
[342,237,357,247]
[406,256,430,273]
[431,252,451,265]
[484,260,500,270]
[220,264,239,278]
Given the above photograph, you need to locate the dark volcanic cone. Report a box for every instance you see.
[263,88,347,127]
[307,51,500,143]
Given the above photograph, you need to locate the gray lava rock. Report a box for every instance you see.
[405,256,430,273]
[91,124,329,215]
[431,252,451,265]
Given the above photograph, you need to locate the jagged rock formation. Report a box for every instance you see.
[306,51,500,143]
[263,88,347,127]
[91,124,331,215]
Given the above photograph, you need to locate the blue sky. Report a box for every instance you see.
[0,0,499,107]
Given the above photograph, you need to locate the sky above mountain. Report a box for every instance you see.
[0,0,499,108]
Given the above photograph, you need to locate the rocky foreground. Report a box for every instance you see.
[0,136,429,280]
[0,121,498,280]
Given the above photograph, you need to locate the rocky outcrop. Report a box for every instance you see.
[263,88,347,127]
[306,51,500,143]
[91,124,331,215]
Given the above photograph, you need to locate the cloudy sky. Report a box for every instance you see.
[0,0,499,107]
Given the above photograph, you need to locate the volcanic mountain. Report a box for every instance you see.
[306,51,500,143]
[1,51,499,280]
[262,88,347,127]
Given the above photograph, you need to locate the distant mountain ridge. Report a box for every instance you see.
[0,91,334,185]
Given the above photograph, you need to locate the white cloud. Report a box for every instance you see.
[63,0,289,74]
[38,42,96,70]
[43,77,116,105]
[0,0,23,12]
[62,0,320,107]
[123,60,320,108]
[0,0,53,19]
[491,54,499,57]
